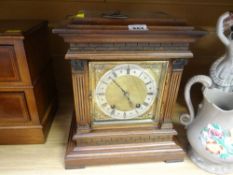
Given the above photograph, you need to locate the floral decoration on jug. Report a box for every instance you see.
[200,123,233,159]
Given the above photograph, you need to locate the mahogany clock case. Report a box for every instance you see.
[53,12,205,168]
[0,20,57,144]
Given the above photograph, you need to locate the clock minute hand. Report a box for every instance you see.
[111,78,127,94]
[111,78,134,107]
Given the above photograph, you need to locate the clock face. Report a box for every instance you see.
[89,61,168,124]
[95,64,157,120]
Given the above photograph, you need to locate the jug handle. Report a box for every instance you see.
[180,75,212,126]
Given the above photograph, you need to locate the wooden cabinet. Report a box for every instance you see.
[0,20,57,144]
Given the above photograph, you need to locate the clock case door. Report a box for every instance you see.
[89,61,169,129]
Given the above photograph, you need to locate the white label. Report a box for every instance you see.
[128,24,148,31]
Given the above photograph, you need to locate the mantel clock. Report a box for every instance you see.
[53,12,205,168]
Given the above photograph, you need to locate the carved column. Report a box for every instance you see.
[71,60,91,134]
[161,59,187,129]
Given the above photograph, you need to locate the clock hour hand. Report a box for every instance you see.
[111,78,134,107]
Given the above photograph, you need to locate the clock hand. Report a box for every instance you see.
[111,78,127,94]
[111,78,134,107]
[124,92,134,107]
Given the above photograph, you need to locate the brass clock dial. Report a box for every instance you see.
[90,61,168,124]
[95,64,157,120]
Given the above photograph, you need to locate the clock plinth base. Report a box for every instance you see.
[65,115,185,169]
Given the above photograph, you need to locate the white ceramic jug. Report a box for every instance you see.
[180,75,233,174]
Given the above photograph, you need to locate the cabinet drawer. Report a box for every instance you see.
[0,92,30,123]
[0,46,20,82]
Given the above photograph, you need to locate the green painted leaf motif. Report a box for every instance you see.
[215,138,225,147]
[213,123,221,130]
[220,153,229,159]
